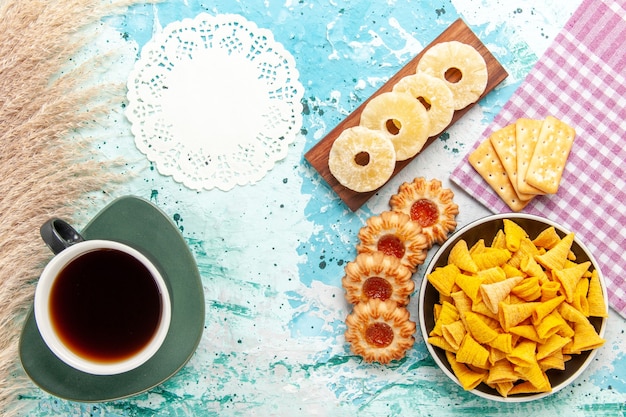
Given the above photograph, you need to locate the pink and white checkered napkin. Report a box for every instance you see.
[451,0,626,317]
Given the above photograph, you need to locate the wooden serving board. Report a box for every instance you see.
[304,18,508,211]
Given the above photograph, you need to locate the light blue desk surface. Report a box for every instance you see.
[19,0,626,415]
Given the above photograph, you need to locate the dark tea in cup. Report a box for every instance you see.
[35,219,171,375]
[49,248,163,364]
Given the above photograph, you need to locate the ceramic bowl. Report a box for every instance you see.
[418,213,608,402]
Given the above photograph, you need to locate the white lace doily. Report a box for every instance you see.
[126,13,304,191]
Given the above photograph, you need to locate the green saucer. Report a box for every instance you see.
[19,196,205,402]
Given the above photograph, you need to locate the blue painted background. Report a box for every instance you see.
[17,0,626,415]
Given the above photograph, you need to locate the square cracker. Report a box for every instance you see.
[489,123,535,201]
[525,116,576,194]
[469,138,532,212]
[515,118,546,195]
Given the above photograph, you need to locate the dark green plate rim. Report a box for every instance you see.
[19,196,205,402]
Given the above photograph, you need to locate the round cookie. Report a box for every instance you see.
[389,177,459,248]
[356,210,429,272]
[344,299,416,364]
[393,72,455,137]
[416,41,488,110]
[342,252,414,307]
[328,126,396,192]
[359,91,430,161]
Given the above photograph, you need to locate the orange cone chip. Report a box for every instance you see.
[535,310,567,340]
[532,226,561,250]
[498,301,540,331]
[540,281,561,301]
[564,321,605,354]
[486,360,519,385]
[572,278,590,316]
[537,334,571,361]
[472,299,499,320]
[494,381,515,397]
[508,339,537,368]
[587,270,608,318]
[512,276,542,301]
[509,294,526,304]
[487,333,513,354]
[477,311,501,330]
[488,346,508,365]
[451,290,473,326]
[449,239,478,273]
[535,232,575,271]
[515,363,551,393]
[477,266,506,284]
[502,263,523,278]
[439,293,453,305]
[503,219,528,252]
[446,351,487,391]
[472,248,512,271]
[553,261,591,303]
[509,324,547,344]
[508,238,540,269]
[428,335,456,352]
[508,380,551,395]
[558,302,589,324]
[427,264,460,297]
[557,321,576,339]
[469,239,486,255]
[491,229,507,249]
[433,303,442,321]
[464,311,498,344]
[442,320,467,351]
[430,301,460,337]
[455,273,484,302]
[480,276,524,314]
[521,255,549,284]
[538,350,567,371]
[456,334,490,368]
[532,295,566,324]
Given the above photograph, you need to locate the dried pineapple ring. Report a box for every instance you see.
[359,91,430,161]
[416,41,488,110]
[344,299,416,364]
[328,126,396,192]
[393,72,454,137]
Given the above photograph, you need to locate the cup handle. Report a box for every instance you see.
[40,218,86,255]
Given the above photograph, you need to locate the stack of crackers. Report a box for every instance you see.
[469,116,576,211]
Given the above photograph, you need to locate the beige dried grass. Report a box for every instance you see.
[0,0,143,414]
